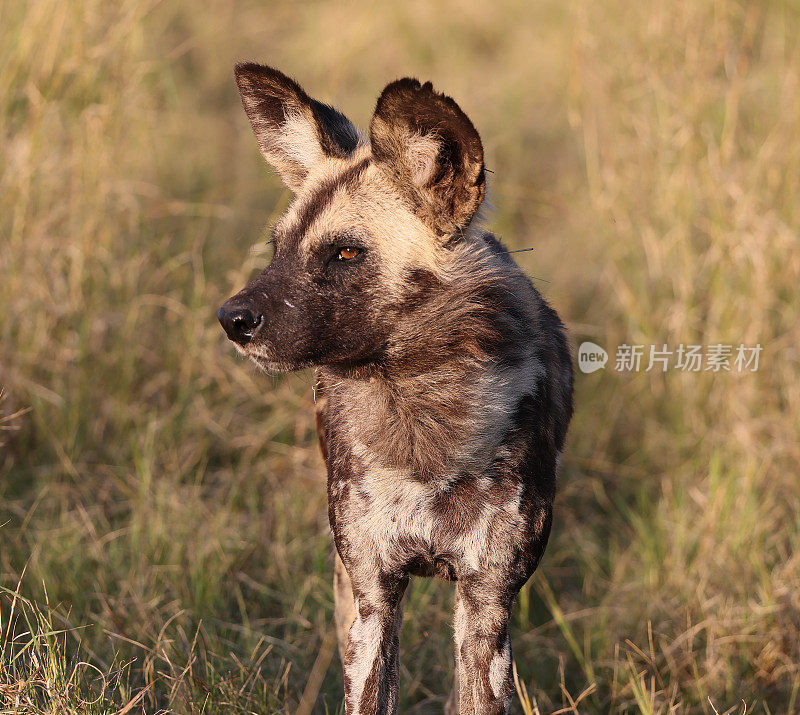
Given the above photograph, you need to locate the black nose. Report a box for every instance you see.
[218,304,263,345]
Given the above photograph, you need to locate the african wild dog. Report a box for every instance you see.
[218,64,573,714]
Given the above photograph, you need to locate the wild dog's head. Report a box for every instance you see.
[218,64,486,372]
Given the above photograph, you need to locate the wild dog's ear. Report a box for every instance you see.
[234,63,360,192]
[369,78,485,237]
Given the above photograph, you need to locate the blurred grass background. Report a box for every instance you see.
[1,0,799,712]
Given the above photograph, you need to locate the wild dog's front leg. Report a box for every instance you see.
[343,573,407,715]
[455,580,514,715]
[444,591,463,715]
[334,552,357,663]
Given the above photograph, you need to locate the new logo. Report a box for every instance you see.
[578,342,608,373]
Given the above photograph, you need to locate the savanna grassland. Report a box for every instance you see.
[1,1,799,712]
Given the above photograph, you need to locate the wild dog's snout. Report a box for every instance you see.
[218,302,263,345]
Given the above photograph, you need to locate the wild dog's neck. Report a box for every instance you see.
[320,354,498,482]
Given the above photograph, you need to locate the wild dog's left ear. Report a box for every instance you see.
[369,79,485,237]
[235,63,360,192]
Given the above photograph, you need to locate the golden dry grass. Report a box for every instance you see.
[1,0,799,712]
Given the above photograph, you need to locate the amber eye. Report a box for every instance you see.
[337,247,361,261]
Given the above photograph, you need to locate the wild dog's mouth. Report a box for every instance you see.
[241,344,309,374]
[249,355,284,372]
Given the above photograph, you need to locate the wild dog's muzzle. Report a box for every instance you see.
[217,302,263,346]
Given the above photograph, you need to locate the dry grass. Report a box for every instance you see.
[1,0,799,712]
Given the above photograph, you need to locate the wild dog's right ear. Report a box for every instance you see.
[369,78,485,238]
[234,63,360,192]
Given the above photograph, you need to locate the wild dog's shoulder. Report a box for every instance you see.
[465,231,574,452]
[445,233,568,358]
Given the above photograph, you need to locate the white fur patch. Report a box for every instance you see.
[404,131,442,186]
[281,112,324,169]
[454,595,467,648]
[488,635,511,700]
[348,443,435,565]
[348,610,383,710]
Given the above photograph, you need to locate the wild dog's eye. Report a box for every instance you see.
[337,247,361,261]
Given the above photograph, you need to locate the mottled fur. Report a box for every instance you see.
[219,64,573,714]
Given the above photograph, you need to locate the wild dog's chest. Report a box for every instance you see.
[321,363,540,574]
[329,443,528,577]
